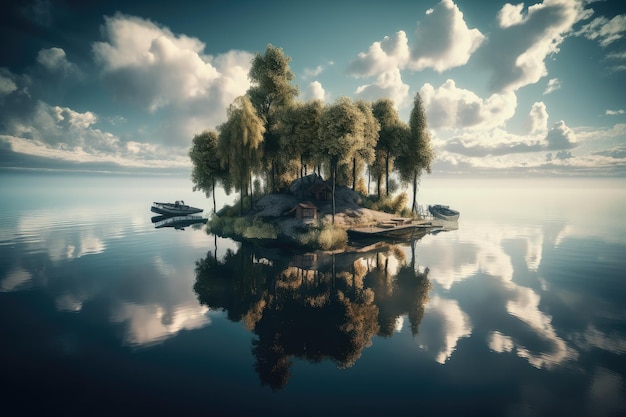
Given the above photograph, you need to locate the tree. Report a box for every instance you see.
[218,95,265,214]
[372,98,406,197]
[276,99,323,178]
[247,44,299,192]
[353,100,379,192]
[319,97,365,223]
[396,93,434,215]
[189,130,228,214]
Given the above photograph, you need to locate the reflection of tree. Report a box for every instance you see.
[194,242,431,390]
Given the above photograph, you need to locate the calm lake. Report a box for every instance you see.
[1,172,625,416]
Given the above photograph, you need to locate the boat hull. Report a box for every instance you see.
[151,202,203,216]
[428,205,459,221]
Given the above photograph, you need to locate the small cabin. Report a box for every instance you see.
[288,202,318,220]
[307,182,333,201]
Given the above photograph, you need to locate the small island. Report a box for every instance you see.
[208,173,447,252]
[189,45,443,252]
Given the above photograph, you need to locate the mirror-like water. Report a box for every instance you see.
[1,172,624,416]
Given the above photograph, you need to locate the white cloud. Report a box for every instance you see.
[543,77,561,95]
[546,120,576,150]
[302,65,325,79]
[605,109,625,115]
[348,1,484,78]
[410,0,485,73]
[355,68,410,108]
[497,3,526,28]
[0,72,18,96]
[525,101,549,134]
[36,47,79,75]
[480,0,591,92]
[92,14,253,144]
[348,31,410,77]
[302,81,326,102]
[420,79,517,131]
[578,14,626,47]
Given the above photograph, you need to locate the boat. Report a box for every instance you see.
[154,215,207,230]
[348,218,434,242]
[428,204,460,221]
[151,200,203,216]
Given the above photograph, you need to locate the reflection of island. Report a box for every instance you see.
[193,241,431,390]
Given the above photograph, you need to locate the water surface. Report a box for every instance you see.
[1,173,624,416]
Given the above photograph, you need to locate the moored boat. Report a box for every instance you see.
[428,204,460,221]
[151,201,203,216]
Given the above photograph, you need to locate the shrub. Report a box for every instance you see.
[244,218,278,239]
[317,224,347,251]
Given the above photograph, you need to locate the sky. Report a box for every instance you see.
[1,0,625,176]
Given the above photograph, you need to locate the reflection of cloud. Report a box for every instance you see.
[16,209,112,262]
[417,296,472,364]
[571,325,626,355]
[488,331,514,353]
[0,267,32,292]
[110,302,211,347]
[55,293,84,312]
[506,286,578,369]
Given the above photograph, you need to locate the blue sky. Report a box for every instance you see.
[0,0,625,176]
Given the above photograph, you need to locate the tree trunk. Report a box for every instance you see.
[331,160,337,224]
[385,153,390,197]
[212,178,216,214]
[352,157,357,191]
[377,173,382,200]
[412,172,418,214]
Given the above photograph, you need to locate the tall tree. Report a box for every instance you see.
[318,97,364,223]
[218,96,265,214]
[353,100,379,192]
[276,99,323,178]
[396,93,434,215]
[247,44,299,192]
[189,130,229,214]
[372,98,405,197]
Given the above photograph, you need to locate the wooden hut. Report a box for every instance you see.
[288,202,318,220]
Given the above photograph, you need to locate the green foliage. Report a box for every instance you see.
[243,218,278,240]
[295,221,347,251]
[318,224,348,251]
[362,192,410,216]
[209,215,278,240]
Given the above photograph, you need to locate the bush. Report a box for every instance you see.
[244,218,278,239]
[318,225,347,251]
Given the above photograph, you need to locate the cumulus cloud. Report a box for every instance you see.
[92,13,253,145]
[348,0,484,79]
[354,68,410,108]
[479,0,591,92]
[546,120,576,150]
[348,31,410,77]
[578,14,626,47]
[1,99,189,168]
[410,0,485,72]
[525,101,549,134]
[36,47,79,75]
[605,109,625,115]
[420,79,517,131]
[302,81,326,102]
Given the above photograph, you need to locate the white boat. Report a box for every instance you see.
[428,204,460,221]
[151,201,203,216]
